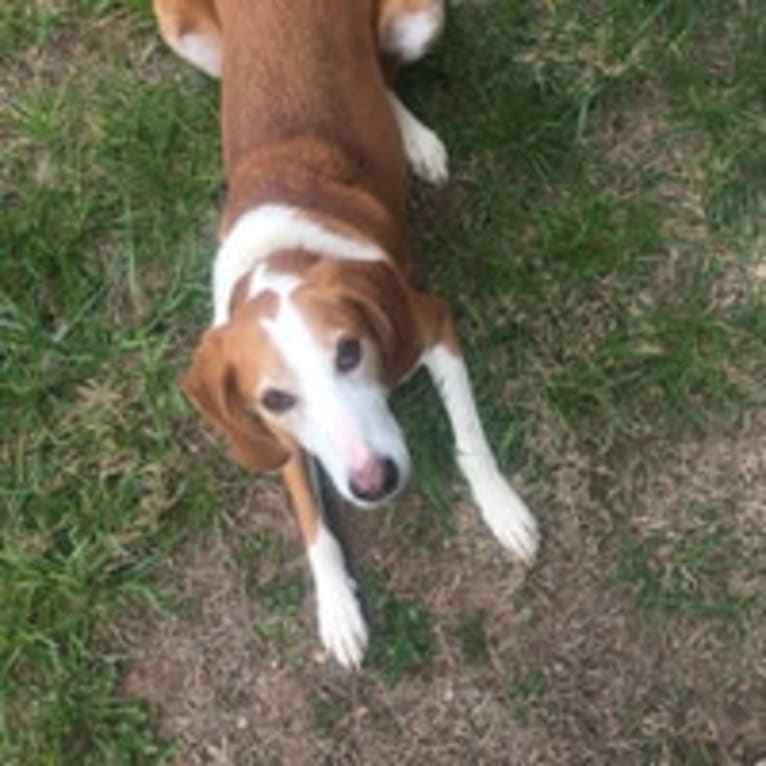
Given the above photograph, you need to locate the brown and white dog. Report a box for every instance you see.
[154,0,538,668]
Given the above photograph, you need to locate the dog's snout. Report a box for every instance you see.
[349,457,399,503]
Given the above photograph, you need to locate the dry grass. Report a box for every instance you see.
[122,402,766,764]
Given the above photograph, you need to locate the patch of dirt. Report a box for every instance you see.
[505,414,766,764]
[122,480,543,765]
[123,483,319,766]
[123,407,766,765]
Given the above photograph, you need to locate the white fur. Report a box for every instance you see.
[259,282,411,505]
[213,205,385,326]
[248,267,301,303]
[388,92,449,186]
[308,525,368,668]
[174,33,222,78]
[382,9,444,63]
[423,345,539,562]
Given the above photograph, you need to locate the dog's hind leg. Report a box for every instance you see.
[377,0,445,65]
[377,0,449,185]
[153,0,222,78]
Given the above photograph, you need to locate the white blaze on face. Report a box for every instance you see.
[257,275,410,507]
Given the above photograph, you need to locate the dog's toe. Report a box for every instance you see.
[317,576,368,669]
[406,125,449,186]
[476,477,540,564]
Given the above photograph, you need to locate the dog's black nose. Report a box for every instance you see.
[349,457,399,503]
[381,457,399,495]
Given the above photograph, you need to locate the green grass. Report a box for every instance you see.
[453,612,489,665]
[640,735,721,766]
[2,0,765,761]
[252,573,307,652]
[507,669,546,725]
[310,692,350,740]
[616,504,756,623]
[365,577,434,685]
[1,5,222,761]
[407,0,765,453]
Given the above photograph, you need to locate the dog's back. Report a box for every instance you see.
[217,0,407,244]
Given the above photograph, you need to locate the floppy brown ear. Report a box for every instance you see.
[182,326,290,471]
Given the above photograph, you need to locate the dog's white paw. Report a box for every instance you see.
[309,527,369,669]
[467,466,539,563]
[316,575,368,669]
[404,124,449,186]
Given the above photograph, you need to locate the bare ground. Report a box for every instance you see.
[122,401,766,765]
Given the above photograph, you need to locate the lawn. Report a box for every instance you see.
[2,1,765,763]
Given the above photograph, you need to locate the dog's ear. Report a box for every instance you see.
[182,326,290,471]
[333,261,424,387]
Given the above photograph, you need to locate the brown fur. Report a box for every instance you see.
[291,259,425,386]
[214,0,408,260]
[182,294,292,471]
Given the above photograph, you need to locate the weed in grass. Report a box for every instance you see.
[506,669,545,725]
[252,573,306,657]
[311,694,350,741]
[365,579,434,685]
[641,737,721,766]
[454,612,489,666]
[256,573,305,617]
[616,513,753,623]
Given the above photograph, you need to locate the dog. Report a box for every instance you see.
[154,0,539,669]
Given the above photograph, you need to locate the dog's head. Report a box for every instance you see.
[183,254,423,507]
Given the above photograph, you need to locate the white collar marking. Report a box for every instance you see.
[212,204,385,326]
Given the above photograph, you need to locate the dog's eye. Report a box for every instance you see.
[261,388,297,413]
[336,337,362,372]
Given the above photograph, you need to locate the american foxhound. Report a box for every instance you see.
[154,0,538,669]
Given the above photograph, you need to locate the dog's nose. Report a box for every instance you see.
[349,457,399,503]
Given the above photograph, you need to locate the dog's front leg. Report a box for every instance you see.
[282,452,368,669]
[415,296,539,563]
